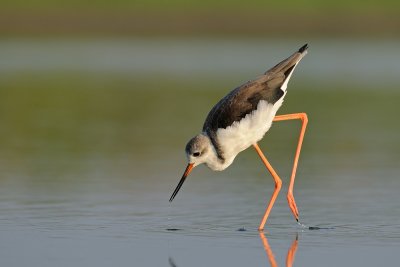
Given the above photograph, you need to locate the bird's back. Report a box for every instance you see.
[202,44,308,162]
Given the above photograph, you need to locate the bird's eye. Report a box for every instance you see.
[193,152,201,157]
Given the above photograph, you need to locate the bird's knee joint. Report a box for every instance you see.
[275,180,282,190]
[301,113,308,124]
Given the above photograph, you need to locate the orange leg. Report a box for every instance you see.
[253,143,282,231]
[273,113,308,222]
[253,113,308,230]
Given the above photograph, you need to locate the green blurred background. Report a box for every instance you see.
[1,0,400,37]
[0,0,399,184]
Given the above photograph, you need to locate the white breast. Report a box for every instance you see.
[216,94,286,166]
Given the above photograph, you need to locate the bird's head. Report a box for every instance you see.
[169,134,213,202]
[185,133,212,167]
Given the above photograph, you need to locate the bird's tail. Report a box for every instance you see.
[264,44,308,92]
[264,44,308,76]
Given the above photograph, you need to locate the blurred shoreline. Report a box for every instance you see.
[1,38,399,89]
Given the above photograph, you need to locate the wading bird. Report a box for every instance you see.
[169,44,309,231]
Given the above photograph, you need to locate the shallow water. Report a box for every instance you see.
[0,38,399,266]
[1,37,400,87]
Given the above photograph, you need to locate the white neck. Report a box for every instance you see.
[202,144,235,171]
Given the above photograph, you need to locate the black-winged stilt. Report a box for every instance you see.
[169,44,309,231]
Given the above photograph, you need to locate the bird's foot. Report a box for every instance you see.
[287,192,299,222]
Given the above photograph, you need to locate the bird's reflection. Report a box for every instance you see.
[168,232,299,267]
[259,232,298,267]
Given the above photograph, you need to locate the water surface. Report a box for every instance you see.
[0,38,399,266]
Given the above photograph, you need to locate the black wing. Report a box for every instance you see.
[202,44,307,134]
[202,44,308,160]
[202,77,284,133]
[202,77,286,160]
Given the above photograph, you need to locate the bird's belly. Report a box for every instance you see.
[216,98,284,161]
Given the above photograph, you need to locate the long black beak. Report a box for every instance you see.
[169,163,194,202]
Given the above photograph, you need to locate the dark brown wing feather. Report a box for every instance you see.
[203,47,305,133]
[202,76,286,160]
[202,78,283,133]
[202,45,308,160]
